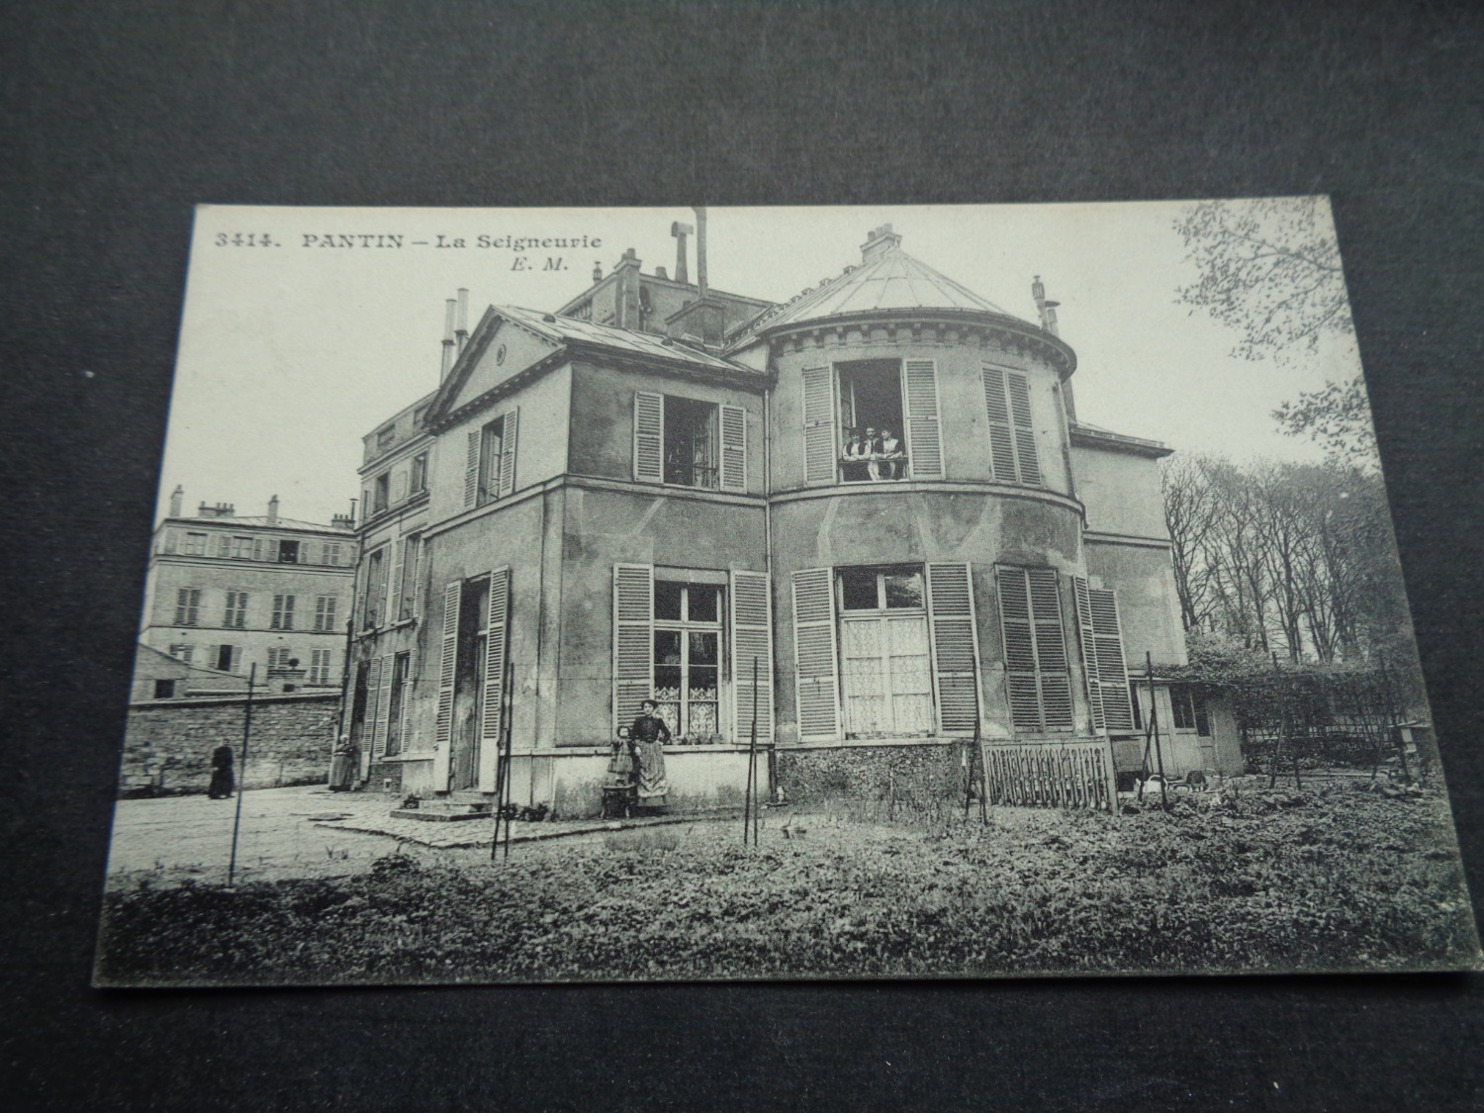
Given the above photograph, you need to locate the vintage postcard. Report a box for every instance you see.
[94,201,1481,986]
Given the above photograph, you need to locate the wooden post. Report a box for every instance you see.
[1146,653,1168,810]
[227,664,257,886]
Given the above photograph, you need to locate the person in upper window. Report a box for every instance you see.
[841,426,871,482]
[876,428,904,479]
[863,427,883,480]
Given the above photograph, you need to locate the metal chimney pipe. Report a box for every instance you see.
[456,288,470,354]
[440,297,457,381]
[169,484,184,518]
[693,205,708,300]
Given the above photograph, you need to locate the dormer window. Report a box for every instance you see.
[376,425,396,450]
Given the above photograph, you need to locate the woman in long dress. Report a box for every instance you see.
[629,700,671,811]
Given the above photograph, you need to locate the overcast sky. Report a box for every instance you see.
[160,201,1364,526]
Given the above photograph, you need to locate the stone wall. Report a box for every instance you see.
[119,693,339,796]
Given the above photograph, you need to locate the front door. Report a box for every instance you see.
[838,567,935,737]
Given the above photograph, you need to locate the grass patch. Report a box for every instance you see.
[95,782,1480,986]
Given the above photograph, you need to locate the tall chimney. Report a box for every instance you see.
[592,261,603,282]
[1033,276,1076,421]
[348,496,358,527]
[267,494,280,526]
[456,288,470,353]
[168,484,183,518]
[693,206,708,300]
[440,297,457,382]
[670,219,693,285]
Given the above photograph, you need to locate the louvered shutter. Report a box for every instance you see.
[398,657,415,751]
[801,365,836,484]
[372,653,394,754]
[792,568,841,740]
[1073,576,1106,732]
[633,392,664,483]
[720,405,747,491]
[480,568,511,782]
[730,570,773,743]
[997,568,1042,732]
[463,430,480,507]
[613,564,653,724]
[1007,373,1042,486]
[1090,588,1135,731]
[1028,568,1073,729]
[434,582,461,746]
[163,530,178,554]
[902,359,944,479]
[388,540,405,626]
[497,408,518,497]
[366,656,385,754]
[982,367,1018,481]
[926,563,982,735]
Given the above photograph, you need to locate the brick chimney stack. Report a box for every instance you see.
[267,495,280,525]
[169,485,184,518]
[860,223,902,265]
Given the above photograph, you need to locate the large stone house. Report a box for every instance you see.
[345,220,1239,809]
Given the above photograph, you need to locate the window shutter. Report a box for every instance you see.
[252,537,264,561]
[791,567,841,740]
[497,407,519,497]
[801,365,836,484]
[633,392,664,483]
[163,530,178,554]
[389,544,405,627]
[434,582,461,746]
[481,567,511,771]
[926,562,982,735]
[613,564,654,724]
[730,569,773,743]
[1089,588,1135,731]
[1029,568,1073,729]
[997,567,1041,732]
[372,653,394,754]
[902,358,944,479]
[1007,373,1042,486]
[399,656,415,751]
[1073,576,1106,732]
[366,656,385,754]
[463,429,481,507]
[720,405,747,491]
[982,367,1018,481]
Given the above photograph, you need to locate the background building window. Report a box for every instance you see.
[183,532,208,555]
[215,645,235,672]
[652,582,723,739]
[267,647,294,670]
[397,535,420,621]
[223,591,247,628]
[213,534,231,558]
[322,541,342,566]
[174,588,200,626]
[309,649,334,685]
[373,472,390,513]
[168,643,194,663]
[271,594,296,630]
[314,595,337,632]
[232,535,255,559]
[153,679,176,699]
[362,549,387,629]
[278,539,300,564]
[410,452,428,494]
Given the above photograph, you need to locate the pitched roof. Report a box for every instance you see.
[738,243,1030,339]
[493,305,749,374]
[169,514,354,533]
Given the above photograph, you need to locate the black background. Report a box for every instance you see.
[4,1,1484,1109]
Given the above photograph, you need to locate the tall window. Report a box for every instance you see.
[410,452,428,495]
[271,594,296,630]
[997,566,1074,733]
[837,566,934,737]
[384,652,410,755]
[836,361,908,483]
[213,534,231,558]
[174,588,200,626]
[168,643,194,663]
[362,548,387,629]
[314,595,338,632]
[663,396,719,489]
[222,591,247,628]
[215,645,235,672]
[652,582,723,739]
[397,535,421,621]
[183,532,208,555]
[267,647,294,670]
[478,416,505,504]
[373,472,390,513]
[322,541,342,567]
[277,540,300,564]
[309,649,334,685]
[232,535,255,559]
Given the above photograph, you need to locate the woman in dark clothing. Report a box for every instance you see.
[207,744,235,800]
[629,700,671,809]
